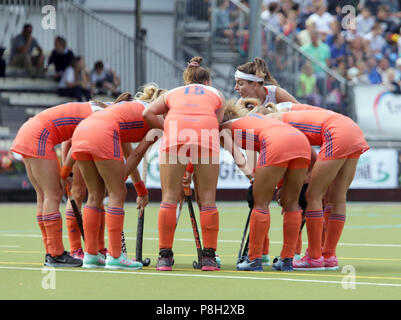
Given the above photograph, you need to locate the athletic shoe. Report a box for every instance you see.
[83,252,106,269]
[292,252,325,271]
[105,253,142,270]
[215,253,221,267]
[237,257,263,272]
[272,256,293,271]
[262,254,270,266]
[45,251,83,267]
[44,253,50,266]
[99,248,108,260]
[156,249,174,271]
[71,248,84,260]
[324,255,339,271]
[294,254,302,261]
[201,248,220,271]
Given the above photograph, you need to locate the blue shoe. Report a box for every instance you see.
[237,257,263,271]
[272,256,293,271]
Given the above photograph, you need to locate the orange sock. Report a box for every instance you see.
[280,210,302,259]
[36,212,49,253]
[305,209,323,259]
[65,209,82,252]
[322,205,332,247]
[322,213,346,258]
[83,206,102,255]
[158,202,177,250]
[98,206,106,251]
[248,208,270,261]
[295,229,303,255]
[106,206,125,258]
[262,235,269,255]
[199,206,219,250]
[43,211,64,256]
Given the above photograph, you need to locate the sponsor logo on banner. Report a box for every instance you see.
[354,85,401,140]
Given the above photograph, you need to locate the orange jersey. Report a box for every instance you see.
[289,104,323,111]
[71,101,149,161]
[10,102,103,159]
[161,84,222,155]
[229,113,311,166]
[281,110,369,160]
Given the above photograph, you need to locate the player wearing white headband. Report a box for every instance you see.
[234,57,299,107]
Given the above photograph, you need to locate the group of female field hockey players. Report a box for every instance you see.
[10,56,369,272]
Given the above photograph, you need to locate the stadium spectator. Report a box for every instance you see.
[307,2,335,36]
[46,36,75,81]
[58,56,92,102]
[376,5,394,33]
[366,55,382,84]
[297,61,321,105]
[90,61,121,97]
[214,0,236,51]
[348,36,368,64]
[329,33,346,67]
[356,7,375,36]
[365,0,381,16]
[377,56,390,83]
[364,22,387,54]
[395,57,401,82]
[301,30,330,94]
[261,2,282,33]
[384,67,401,93]
[8,24,44,77]
[296,17,316,46]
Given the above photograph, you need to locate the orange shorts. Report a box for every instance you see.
[318,117,370,161]
[10,117,58,160]
[257,129,311,168]
[71,119,123,161]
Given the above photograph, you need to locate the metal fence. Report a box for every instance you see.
[0,0,184,91]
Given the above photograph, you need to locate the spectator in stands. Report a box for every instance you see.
[308,2,335,36]
[366,55,382,84]
[58,56,92,102]
[365,0,381,16]
[90,60,121,97]
[356,7,375,36]
[0,47,5,77]
[214,0,236,51]
[395,57,401,83]
[261,1,282,33]
[377,56,390,83]
[297,60,321,105]
[349,36,368,64]
[347,60,370,85]
[376,5,395,33]
[385,68,401,94]
[8,24,44,77]
[296,17,316,46]
[329,33,346,67]
[46,36,75,82]
[364,23,387,54]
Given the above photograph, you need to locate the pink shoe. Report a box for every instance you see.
[70,248,84,261]
[293,252,325,271]
[324,255,339,271]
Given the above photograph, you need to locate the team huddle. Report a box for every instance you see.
[10,56,369,272]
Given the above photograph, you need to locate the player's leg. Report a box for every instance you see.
[238,165,286,271]
[322,158,359,270]
[156,162,187,271]
[25,157,81,267]
[273,162,308,271]
[76,159,107,268]
[94,159,142,270]
[293,158,345,270]
[192,162,220,271]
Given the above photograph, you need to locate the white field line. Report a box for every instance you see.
[1,232,401,248]
[0,266,401,288]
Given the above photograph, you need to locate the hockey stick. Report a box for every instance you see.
[184,185,203,269]
[65,179,85,241]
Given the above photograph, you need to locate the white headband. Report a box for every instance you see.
[234,70,264,82]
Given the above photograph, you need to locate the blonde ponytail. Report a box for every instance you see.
[134,83,167,103]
